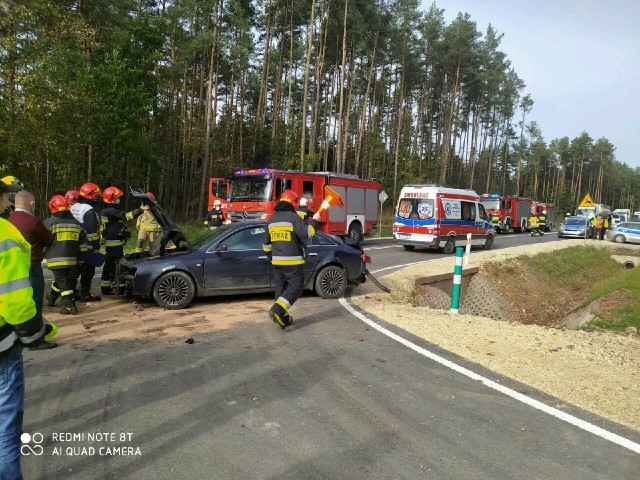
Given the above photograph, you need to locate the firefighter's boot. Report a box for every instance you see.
[269,305,288,330]
[60,295,78,315]
[46,290,60,307]
[79,290,101,302]
[101,282,114,295]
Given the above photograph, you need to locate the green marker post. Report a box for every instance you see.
[450,246,464,314]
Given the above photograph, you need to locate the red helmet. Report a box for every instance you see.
[102,186,124,204]
[280,189,299,206]
[79,182,101,200]
[145,191,155,200]
[65,190,80,205]
[48,195,69,213]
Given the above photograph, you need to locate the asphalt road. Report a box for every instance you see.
[24,233,640,479]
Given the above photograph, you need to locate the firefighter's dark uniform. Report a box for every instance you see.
[296,205,313,222]
[44,211,89,314]
[204,208,225,230]
[538,213,547,234]
[263,201,316,329]
[100,205,142,294]
[70,200,102,300]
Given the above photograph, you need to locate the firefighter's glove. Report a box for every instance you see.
[312,212,321,222]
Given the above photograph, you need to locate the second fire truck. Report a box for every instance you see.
[479,194,533,234]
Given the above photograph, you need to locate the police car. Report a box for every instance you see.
[605,222,640,245]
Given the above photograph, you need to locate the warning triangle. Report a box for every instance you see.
[579,194,594,208]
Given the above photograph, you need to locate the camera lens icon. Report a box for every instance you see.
[20,432,44,456]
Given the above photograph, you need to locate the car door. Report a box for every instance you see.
[203,225,271,292]
[302,232,336,284]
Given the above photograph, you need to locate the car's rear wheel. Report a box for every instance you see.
[442,238,455,254]
[403,245,415,251]
[613,234,626,244]
[315,265,347,299]
[153,271,195,310]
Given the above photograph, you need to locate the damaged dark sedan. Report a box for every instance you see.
[115,192,369,309]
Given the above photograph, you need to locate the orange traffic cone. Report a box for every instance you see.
[317,186,344,214]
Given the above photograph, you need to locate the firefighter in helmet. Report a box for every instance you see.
[529,211,540,237]
[70,182,103,301]
[296,197,314,222]
[44,195,89,314]
[262,189,321,330]
[204,199,225,230]
[100,187,143,294]
[135,192,161,252]
[538,209,547,235]
[0,176,24,219]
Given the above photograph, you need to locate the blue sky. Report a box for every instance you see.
[422,0,640,168]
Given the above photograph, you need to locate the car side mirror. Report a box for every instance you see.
[214,243,227,252]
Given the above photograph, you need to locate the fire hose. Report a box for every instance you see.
[364,268,391,293]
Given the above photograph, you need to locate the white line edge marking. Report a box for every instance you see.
[341,272,640,454]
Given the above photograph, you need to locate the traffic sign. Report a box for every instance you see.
[579,194,594,208]
[379,191,388,203]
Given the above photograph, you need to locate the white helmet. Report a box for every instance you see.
[213,199,222,207]
[299,197,308,207]
[542,210,547,214]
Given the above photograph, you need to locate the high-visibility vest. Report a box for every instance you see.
[0,218,45,352]
[529,216,539,228]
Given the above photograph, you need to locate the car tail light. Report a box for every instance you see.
[361,252,372,264]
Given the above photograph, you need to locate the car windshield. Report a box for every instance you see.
[482,199,500,211]
[229,178,270,201]
[565,217,585,225]
[189,224,235,250]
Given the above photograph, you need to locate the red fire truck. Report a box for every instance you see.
[479,194,533,233]
[208,177,230,214]
[531,202,556,232]
[211,169,380,241]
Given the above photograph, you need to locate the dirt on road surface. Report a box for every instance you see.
[350,240,640,432]
[43,295,272,345]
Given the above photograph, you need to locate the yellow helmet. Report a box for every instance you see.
[1,175,24,189]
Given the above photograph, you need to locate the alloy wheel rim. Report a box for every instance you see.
[321,269,344,296]
[158,276,189,305]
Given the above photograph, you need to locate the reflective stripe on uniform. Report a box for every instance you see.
[262,244,272,252]
[18,323,46,346]
[0,238,28,255]
[0,332,18,352]
[104,240,125,247]
[46,257,78,268]
[271,256,305,266]
[276,297,291,312]
[0,277,31,295]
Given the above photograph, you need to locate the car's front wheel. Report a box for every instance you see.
[315,265,347,299]
[153,271,195,310]
[613,234,626,244]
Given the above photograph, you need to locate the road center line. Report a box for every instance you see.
[338,299,640,455]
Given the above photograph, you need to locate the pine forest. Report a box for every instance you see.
[1,0,638,219]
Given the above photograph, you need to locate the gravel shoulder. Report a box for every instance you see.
[350,239,640,432]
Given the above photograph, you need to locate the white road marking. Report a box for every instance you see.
[339,300,640,455]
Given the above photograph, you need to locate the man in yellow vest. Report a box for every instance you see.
[0,180,57,477]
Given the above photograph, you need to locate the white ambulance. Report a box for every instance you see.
[393,185,495,253]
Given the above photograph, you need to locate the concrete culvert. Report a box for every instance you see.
[623,261,636,269]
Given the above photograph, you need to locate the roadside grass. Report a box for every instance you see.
[483,246,625,327]
[524,245,621,286]
[581,266,640,332]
